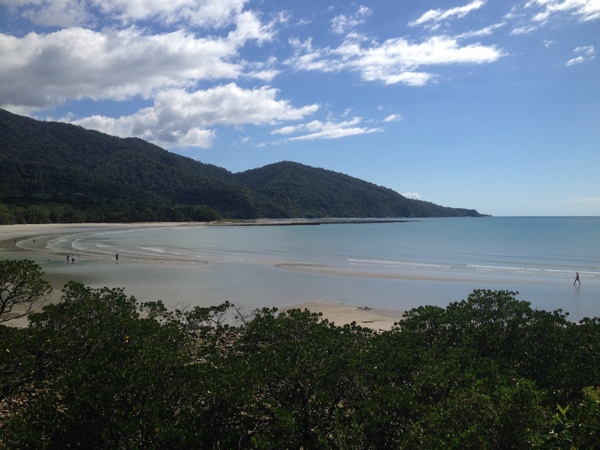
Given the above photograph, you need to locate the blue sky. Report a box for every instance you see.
[1,0,598,216]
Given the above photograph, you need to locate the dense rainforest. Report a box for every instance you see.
[1,260,599,448]
[0,108,484,223]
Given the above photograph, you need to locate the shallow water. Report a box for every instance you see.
[33,217,600,321]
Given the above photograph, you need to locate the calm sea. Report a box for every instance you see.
[44,217,600,321]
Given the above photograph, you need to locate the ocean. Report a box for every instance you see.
[42,217,600,321]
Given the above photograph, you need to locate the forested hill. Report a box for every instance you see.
[0,108,484,223]
[235,162,482,218]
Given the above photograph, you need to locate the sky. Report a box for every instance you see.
[0,1,598,216]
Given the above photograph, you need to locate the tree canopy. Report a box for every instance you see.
[1,267,597,448]
[0,259,52,323]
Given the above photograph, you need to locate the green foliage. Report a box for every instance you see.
[236,161,483,218]
[1,287,599,448]
[2,283,204,448]
[0,260,52,322]
[239,308,373,448]
[542,387,600,449]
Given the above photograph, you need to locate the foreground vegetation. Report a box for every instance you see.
[1,261,599,448]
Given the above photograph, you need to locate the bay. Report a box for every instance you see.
[43,217,600,321]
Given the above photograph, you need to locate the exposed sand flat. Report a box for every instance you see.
[282,300,404,331]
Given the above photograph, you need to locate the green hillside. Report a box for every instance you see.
[0,108,484,223]
[236,161,482,218]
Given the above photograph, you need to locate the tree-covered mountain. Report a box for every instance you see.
[235,161,482,218]
[0,108,484,223]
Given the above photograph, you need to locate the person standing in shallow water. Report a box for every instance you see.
[574,272,581,285]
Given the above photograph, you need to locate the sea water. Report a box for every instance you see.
[44,217,600,321]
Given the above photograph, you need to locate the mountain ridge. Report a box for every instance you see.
[0,108,485,223]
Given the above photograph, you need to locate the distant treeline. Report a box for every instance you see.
[0,201,221,225]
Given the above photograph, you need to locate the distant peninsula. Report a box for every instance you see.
[0,108,485,224]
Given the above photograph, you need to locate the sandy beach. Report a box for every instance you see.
[0,223,405,330]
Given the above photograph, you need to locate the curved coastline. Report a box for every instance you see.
[2,219,598,325]
[0,222,407,330]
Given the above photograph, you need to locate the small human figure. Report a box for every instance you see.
[66,254,70,263]
[71,255,75,264]
[116,253,119,263]
[574,272,581,285]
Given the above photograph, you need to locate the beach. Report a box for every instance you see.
[3,218,598,326]
[0,223,405,330]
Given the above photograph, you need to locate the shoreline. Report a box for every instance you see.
[0,222,407,329]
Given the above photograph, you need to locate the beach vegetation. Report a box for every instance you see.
[0,259,52,323]
[1,286,599,448]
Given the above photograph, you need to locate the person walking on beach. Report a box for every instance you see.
[116,253,119,263]
[574,272,581,285]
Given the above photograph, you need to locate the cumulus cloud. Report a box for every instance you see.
[73,84,319,148]
[526,0,600,22]
[0,0,250,27]
[0,23,270,110]
[272,117,382,141]
[287,35,503,86]
[410,0,486,27]
[0,0,90,27]
[91,0,249,27]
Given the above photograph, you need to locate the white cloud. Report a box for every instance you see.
[509,25,538,34]
[0,0,257,28]
[526,0,600,22]
[227,10,275,46]
[455,22,505,39]
[383,113,402,122]
[0,0,90,27]
[566,56,585,66]
[0,23,273,111]
[410,0,486,27]
[288,35,504,86]
[566,45,596,66]
[331,5,371,34]
[402,192,422,200]
[72,84,319,148]
[574,45,596,56]
[272,117,383,141]
[91,0,248,27]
